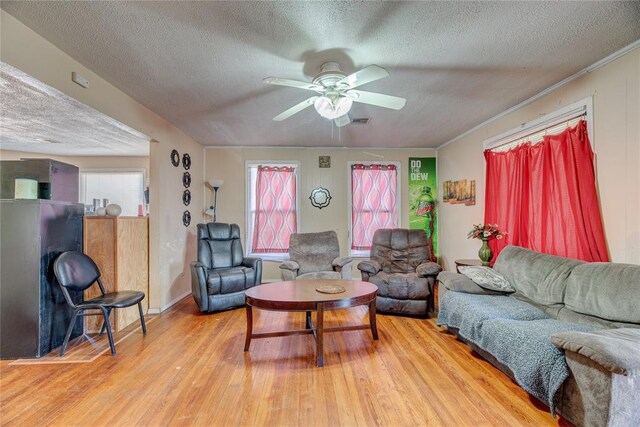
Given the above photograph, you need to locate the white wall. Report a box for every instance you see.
[205,147,436,281]
[1,10,205,311]
[437,48,640,270]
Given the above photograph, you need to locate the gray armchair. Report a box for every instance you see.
[190,223,262,313]
[357,228,441,317]
[279,230,352,280]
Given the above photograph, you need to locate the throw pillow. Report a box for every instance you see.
[458,266,515,293]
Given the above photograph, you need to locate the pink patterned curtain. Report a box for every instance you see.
[351,164,398,250]
[252,166,297,253]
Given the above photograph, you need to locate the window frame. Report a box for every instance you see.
[347,160,402,257]
[245,160,300,260]
[79,168,146,216]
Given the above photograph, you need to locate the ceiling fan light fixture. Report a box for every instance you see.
[313,95,353,120]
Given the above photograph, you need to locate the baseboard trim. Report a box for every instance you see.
[148,290,192,314]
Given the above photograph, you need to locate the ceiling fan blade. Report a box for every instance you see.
[336,65,389,89]
[263,77,324,92]
[273,96,318,121]
[334,114,351,128]
[347,90,406,110]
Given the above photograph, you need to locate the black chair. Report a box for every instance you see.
[53,251,147,356]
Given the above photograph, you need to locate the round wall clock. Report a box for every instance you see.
[309,187,332,209]
[170,149,180,167]
[183,210,191,227]
[183,171,191,188]
[182,153,191,170]
[182,189,191,206]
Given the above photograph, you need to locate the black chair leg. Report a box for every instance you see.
[138,302,147,334]
[100,307,116,356]
[99,308,112,335]
[60,309,80,357]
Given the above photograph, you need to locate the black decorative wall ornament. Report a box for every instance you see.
[182,189,191,206]
[309,187,332,209]
[183,210,191,227]
[182,153,191,170]
[182,171,191,188]
[170,149,180,167]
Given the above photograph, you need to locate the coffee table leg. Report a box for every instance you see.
[305,311,312,329]
[316,303,324,367]
[244,304,253,351]
[369,299,379,340]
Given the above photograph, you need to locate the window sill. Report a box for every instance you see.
[246,253,290,262]
[350,250,371,258]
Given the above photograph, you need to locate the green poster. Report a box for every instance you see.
[408,157,438,259]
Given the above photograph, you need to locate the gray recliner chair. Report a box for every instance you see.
[190,223,262,313]
[357,228,442,317]
[279,230,352,280]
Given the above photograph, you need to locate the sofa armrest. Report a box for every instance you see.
[551,328,640,375]
[416,261,442,277]
[279,260,299,271]
[242,257,263,286]
[436,271,505,295]
[357,260,381,275]
[242,257,261,270]
[332,256,352,268]
[190,261,208,312]
[279,260,299,281]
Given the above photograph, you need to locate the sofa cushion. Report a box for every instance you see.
[564,263,640,324]
[437,292,549,336]
[476,318,597,413]
[459,266,515,293]
[437,271,504,295]
[493,245,583,306]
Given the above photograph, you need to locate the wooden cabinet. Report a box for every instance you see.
[83,216,149,332]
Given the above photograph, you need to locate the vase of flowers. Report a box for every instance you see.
[467,224,507,266]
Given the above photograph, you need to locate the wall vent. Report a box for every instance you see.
[351,118,370,125]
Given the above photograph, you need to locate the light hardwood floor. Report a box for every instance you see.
[0,297,570,426]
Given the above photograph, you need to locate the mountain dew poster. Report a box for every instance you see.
[409,157,437,259]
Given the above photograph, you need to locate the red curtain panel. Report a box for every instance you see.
[351,164,399,250]
[484,120,609,262]
[252,166,297,253]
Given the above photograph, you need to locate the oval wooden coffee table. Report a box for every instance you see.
[244,280,378,367]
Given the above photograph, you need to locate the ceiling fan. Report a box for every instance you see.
[264,62,406,127]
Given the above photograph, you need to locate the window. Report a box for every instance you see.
[246,162,298,258]
[482,97,608,262]
[80,169,145,216]
[349,162,400,255]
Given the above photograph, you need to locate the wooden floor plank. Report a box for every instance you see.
[0,297,568,426]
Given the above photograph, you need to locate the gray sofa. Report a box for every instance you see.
[437,245,640,427]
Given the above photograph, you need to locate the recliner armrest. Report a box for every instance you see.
[551,328,640,376]
[332,256,352,268]
[416,261,442,277]
[190,261,208,312]
[242,257,262,270]
[357,260,381,275]
[279,260,300,271]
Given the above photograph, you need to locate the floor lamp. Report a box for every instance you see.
[205,179,224,222]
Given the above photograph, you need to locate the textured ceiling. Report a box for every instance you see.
[2,1,640,149]
[0,62,150,156]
